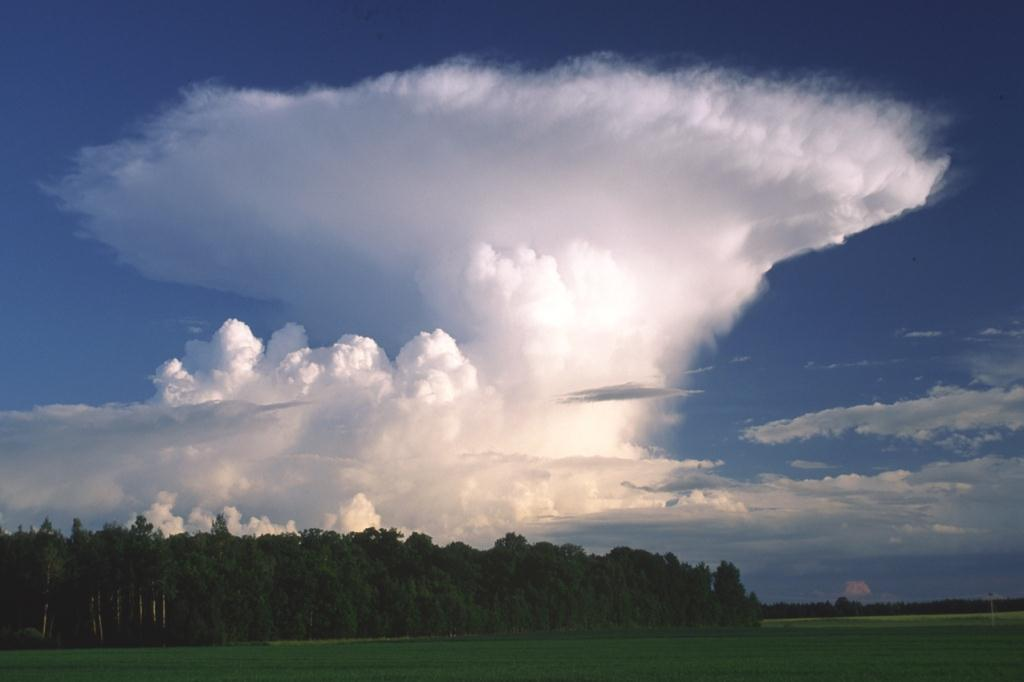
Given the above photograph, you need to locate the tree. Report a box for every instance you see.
[33,519,67,639]
[0,518,763,647]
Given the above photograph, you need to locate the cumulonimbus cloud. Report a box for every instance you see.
[4,58,955,551]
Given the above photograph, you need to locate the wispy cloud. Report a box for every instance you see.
[789,459,837,470]
[901,330,943,338]
[744,385,1024,446]
[969,346,1024,387]
[805,359,902,370]
[979,327,1024,338]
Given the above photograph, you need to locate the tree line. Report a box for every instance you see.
[0,516,761,647]
[763,596,1024,620]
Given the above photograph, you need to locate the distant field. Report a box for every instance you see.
[764,610,1024,628]
[2,616,1022,681]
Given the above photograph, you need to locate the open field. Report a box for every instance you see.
[1,615,1022,681]
[763,610,1024,628]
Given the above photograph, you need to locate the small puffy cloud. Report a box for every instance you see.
[222,506,297,536]
[844,580,872,598]
[155,319,266,406]
[744,385,1024,446]
[141,491,185,536]
[901,330,943,338]
[395,330,477,405]
[184,504,297,536]
[325,493,383,533]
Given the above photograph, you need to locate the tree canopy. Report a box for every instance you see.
[0,519,760,647]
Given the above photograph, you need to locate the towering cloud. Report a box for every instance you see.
[5,59,953,549]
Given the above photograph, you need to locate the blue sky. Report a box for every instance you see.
[1,1,1022,602]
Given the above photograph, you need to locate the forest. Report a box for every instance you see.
[0,516,761,648]
[762,596,1024,620]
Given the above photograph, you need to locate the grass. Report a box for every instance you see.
[763,610,1024,628]
[1,615,1022,681]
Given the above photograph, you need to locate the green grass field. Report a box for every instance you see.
[2,614,1022,681]
[764,610,1024,628]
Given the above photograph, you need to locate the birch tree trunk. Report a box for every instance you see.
[90,595,97,638]
[97,590,104,642]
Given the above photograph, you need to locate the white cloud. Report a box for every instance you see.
[804,359,902,370]
[325,493,383,533]
[901,330,943,338]
[221,506,298,536]
[1,58,956,557]
[184,504,297,536]
[744,385,1024,446]
[979,327,1024,338]
[141,491,185,536]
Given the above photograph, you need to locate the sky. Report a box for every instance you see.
[1,1,1022,602]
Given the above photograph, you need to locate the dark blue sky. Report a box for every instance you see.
[1,2,1022,601]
